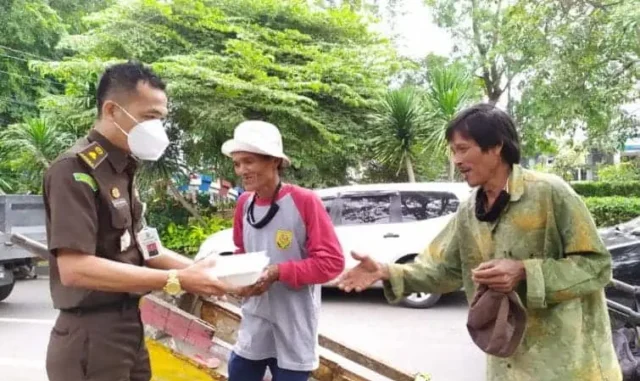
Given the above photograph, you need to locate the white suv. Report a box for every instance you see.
[196,182,472,308]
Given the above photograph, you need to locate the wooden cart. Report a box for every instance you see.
[9,233,425,381]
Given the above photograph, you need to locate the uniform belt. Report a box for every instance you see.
[61,297,141,315]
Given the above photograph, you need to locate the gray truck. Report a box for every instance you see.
[0,195,46,301]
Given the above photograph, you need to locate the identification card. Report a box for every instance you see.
[120,230,132,252]
[137,227,163,260]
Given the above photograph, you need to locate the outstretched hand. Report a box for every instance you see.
[338,251,388,293]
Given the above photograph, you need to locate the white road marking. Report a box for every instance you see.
[0,317,54,325]
[0,357,46,369]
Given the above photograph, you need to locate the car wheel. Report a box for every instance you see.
[0,281,15,302]
[400,291,442,309]
[397,255,442,309]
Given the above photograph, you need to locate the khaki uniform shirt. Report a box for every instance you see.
[43,129,145,310]
[384,165,622,381]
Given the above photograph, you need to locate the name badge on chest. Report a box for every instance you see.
[137,227,163,260]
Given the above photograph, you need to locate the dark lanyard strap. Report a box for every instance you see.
[246,182,282,229]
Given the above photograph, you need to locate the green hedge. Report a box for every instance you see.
[584,197,640,227]
[145,195,234,257]
[572,181,640,197]
[160,215,233,257]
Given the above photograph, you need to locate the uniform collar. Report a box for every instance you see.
[87,129,132,173]
[507,164,525,202]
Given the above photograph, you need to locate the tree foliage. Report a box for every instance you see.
[0,0,118,193]
[422,62,480,180]
[424,0,639,157]
[30,0,400,189]
[0,117,74,193]
[369,87,429,182]
[0,0,64,126]
[514,0,639,154]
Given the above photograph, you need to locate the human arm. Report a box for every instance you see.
[58,250,170,292]
[57,250,227,296]
[339,214,463,300]
[146,247,192,270]
[521,181,613,309]
[45,160,226,296]
[232,193,249,254]
[382,215,463,303]
[277,188,345,289]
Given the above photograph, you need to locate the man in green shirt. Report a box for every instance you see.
[339,103,622,381]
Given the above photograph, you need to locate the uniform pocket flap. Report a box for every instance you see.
[110,198,132,229]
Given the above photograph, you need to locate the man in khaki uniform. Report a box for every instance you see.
[44,61,228,381]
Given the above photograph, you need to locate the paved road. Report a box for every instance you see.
[0,278,56,381]
[0,279,484,381]
[320,289,485,381]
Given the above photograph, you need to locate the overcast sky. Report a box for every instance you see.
[369,0,452,59]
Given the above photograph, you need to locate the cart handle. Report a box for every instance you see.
[607,299,640,325]
[608,279,640,296]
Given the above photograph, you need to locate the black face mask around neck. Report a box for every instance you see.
[475,188,510,222]
[246,182,282,229]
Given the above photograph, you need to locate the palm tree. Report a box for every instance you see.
[136,123,206,225]
[422,64,477,181]
[0,117,75,191]
[369,87,429,182]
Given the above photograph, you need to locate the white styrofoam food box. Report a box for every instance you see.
[208,251,269,288]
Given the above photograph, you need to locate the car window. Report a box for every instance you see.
[321,197,335,214]
[400,191,460,221]
[340,194,392,225]
[441,194,460,216]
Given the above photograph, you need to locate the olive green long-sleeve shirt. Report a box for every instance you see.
[384,165,622,381]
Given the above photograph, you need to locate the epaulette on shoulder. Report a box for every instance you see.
[77,141,108,170]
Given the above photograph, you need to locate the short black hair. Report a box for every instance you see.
[96,61,166,117]
[445,103,521,165]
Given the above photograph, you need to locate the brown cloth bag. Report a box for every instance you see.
[467,285,527,358]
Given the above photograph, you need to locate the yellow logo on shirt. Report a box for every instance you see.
[275,230,293,250]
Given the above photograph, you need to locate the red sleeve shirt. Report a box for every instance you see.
[232,185,344,289]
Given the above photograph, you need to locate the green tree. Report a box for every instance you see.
[425,0,548,105]
[31,0,399,189]
[597,162,640,182]
[424,0,639,157]
[0,0,64,126]
[422,63,479,180]
[0,117,74,193]
[535,143,586,182]
[513,0,639,154]
[49,0,116,33]
[369,87,429,182]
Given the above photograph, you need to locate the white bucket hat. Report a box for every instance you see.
[221,120,290,166]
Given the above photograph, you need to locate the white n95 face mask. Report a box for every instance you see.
[126,119,170,161]
[113,104,170,161]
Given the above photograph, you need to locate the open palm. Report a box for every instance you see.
[338,251,384,293]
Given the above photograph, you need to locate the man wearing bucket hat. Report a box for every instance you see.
[338,104,622,381]
[221,120,345,381]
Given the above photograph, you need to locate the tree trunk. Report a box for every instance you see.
[167,181,206,225]
[405,156,416,183]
